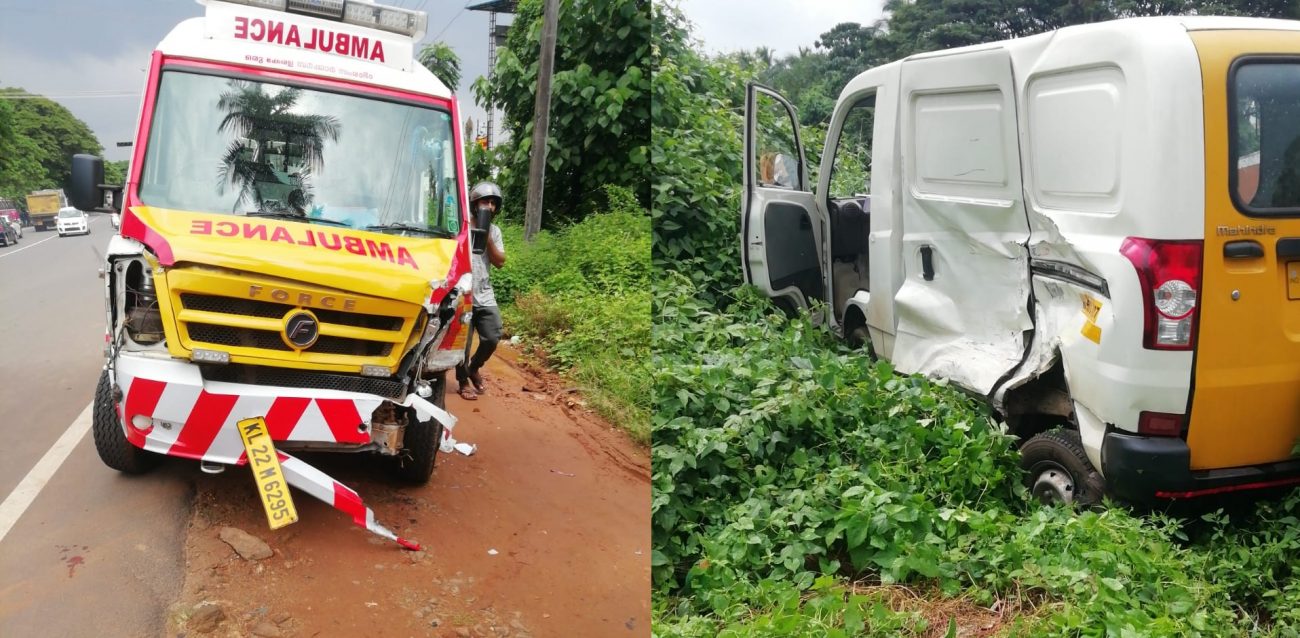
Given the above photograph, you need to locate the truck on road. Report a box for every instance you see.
[26,189,66,231]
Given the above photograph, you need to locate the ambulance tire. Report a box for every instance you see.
[396,372,446,485]
[1019,429,1106,508]
[93,369,161,474]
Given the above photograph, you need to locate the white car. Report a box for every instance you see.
[56,207,89,236]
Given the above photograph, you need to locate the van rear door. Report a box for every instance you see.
[1187,30,1300,470]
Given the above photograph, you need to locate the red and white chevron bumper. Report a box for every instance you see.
[111,355,454,549]
[113,355,454,463]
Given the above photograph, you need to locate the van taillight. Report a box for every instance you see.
[1120,238,1202,351]
[1137,411,1185,437]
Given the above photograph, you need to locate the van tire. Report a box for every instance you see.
[395,371,446,484]
[93,369,161,474]
[1020,429,1106,508]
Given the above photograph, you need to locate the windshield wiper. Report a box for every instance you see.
[364,223,455,238]
[244,211,350,227]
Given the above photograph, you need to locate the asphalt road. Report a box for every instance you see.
[0,215,192,637]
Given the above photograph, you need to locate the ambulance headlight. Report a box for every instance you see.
[422,316,442,341]
[213,0,289,11]
[191,348,230,364]
[342,1,427,38]
[287,0,343,18]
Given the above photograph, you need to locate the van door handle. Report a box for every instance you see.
[920,245,935,281]
[1224,240,1264,259]
[1278,238,1300,259]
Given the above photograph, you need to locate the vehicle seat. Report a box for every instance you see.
[830,198,870,261]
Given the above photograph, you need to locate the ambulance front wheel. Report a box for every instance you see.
[396,371,446,484]
[93,369,162,474]
[1020,429,1106,508]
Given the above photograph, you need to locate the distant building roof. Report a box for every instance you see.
[467,0,517,12]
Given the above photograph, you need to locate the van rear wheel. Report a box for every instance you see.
[1019,429,1106,508]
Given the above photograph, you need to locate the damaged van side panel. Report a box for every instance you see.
[889,48,1033,396]
[993,22,1205,465]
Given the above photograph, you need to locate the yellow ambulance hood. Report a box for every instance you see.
[125,206,457,304]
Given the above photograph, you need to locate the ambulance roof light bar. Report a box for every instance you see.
[205,0,428,39]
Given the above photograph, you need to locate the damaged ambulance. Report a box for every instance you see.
[743,16,1300,506]
[68,0,481,548]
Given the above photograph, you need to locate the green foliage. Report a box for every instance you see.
[649,275,1272,635]
[0,99,48,204]
[495,186,650,440]
[418,42,462,92]
[464,137,500,186]
[474,0,650,227]
[743,0,1299,129]
[103,160,129,187]
[0,88,102,201]
[651,3,752,303]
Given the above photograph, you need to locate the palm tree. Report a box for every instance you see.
[215,81,341,214]
[418,42,462,92]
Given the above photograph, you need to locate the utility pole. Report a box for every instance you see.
[523,0,558,242]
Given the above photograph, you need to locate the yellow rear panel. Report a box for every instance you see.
[1187,30,1300,469]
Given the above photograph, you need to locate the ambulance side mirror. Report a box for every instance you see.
[470,206,493,255]
[70,154,105,211]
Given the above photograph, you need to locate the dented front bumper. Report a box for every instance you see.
[111,353,454,549]
[113,354,454,463]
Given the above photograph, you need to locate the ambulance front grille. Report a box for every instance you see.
[186,323,393,357]
[200,363,405,399]
[179,293,404,331]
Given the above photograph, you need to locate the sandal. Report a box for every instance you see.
[457,384,478,401]
[469,369,486,394]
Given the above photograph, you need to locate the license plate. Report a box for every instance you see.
[237,417,298,530]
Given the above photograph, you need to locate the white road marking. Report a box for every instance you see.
[0,402,93,543]
[0,233,58,258]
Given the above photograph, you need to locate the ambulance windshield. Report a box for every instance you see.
[138,70,462,237]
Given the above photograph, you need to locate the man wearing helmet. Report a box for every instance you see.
[458,181,507,400]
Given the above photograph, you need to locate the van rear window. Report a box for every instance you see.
[1231,60,1300,214]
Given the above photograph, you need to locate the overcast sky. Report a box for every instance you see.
[0,0,506,161]
[677,0,886,57]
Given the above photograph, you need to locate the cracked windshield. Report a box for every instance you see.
[138,71,460,237]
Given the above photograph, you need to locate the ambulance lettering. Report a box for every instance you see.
[233,16,386,63]
[190,220,419,269]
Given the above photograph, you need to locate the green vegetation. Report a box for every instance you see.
[654,273,1300,636]
[470,0,651,439]
[492,186,651,442]
[0,88,104,206]
[474,0,650,227]
[418,42,462,93]
[652,0,1300,634]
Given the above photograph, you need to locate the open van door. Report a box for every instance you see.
[742,83,824,314]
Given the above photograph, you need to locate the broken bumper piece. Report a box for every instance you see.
[276,450,422,551]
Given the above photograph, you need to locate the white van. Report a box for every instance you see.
[743,16,1300,506]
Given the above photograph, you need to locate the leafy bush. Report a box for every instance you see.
[474,0,650,226]
[651,3,753,303]
[494,186,650,440]
[649,274,1286,636]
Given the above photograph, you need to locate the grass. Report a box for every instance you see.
[490,185,650,443]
